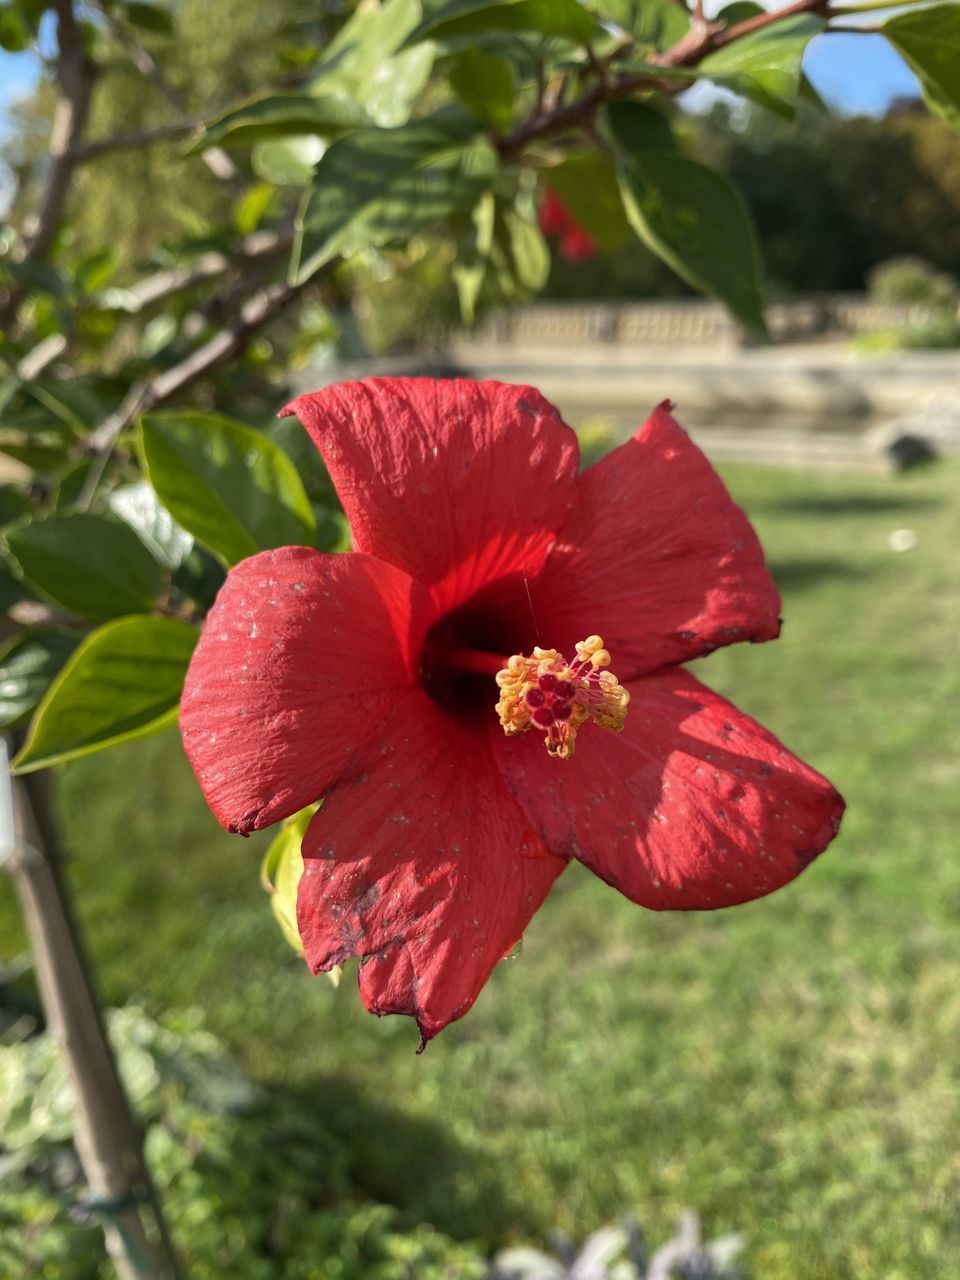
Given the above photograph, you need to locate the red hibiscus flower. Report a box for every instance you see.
[538,189,598,262]
[180,379,843,1046]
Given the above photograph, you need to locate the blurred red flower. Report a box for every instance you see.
[181,379,843,1045]
[538,189,598,262]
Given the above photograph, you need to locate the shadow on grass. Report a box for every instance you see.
[768,556,864,594]
[283,1076,530,1243]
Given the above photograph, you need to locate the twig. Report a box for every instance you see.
[68,119,204,162]
[112,231,291,312]
[91,1,237,181]
[0,1,97,328]
[78,274,311,507]
[496,0,829,158]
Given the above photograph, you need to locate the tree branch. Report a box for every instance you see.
[496,0,831,158]
[68,119,205,162]
[0,1,97,328]
[112,230,291,312]
[78,273,313,506]
[91,1,237,181]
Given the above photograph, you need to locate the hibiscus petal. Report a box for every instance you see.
[493,667,843,910]
[297,688,566,1043]
[532,403,782,678]
[180,548,426,833]
[280,378,580,613]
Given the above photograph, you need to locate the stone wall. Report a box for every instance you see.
[465,295,935,349]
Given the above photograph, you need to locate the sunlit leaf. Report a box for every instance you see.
[0,628,78,729]
[587,0,690,50]
[190,93,371,152]
[107,480,195,570]
[700,14,826,120]
[260,804,319,956]
[405,0,595,45]
[141,411,316,567]
[12,616,199,774]
[295,108,493,283]
[884,3,960,129]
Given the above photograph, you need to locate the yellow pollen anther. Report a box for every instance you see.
[494,635,629,760]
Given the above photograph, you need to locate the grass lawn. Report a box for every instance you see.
[3,457,960,1279]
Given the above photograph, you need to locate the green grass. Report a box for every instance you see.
[4,459,960,1278]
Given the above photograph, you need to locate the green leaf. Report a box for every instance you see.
[140,411,316,567]
[5,514,166,620]
[0,484,31,527]
[450,47,515,130]
[120,1,173,34]
[453,191,496,323]
[608,102,767,335]
[0,628,78,729]
[545,152,632,252]
[252,136,326,186]
[260,804,319,955]
[107,480,194,570]
[12,616,199,774]
[606,99,676,153]
[190,93,371,152]
[884,3,960,129]
[233,182,277,235]
[587,0,690,50]
[700,14,826,120]
[0,4,29,51]
[295,108,493,283]
[498,206,550,293]
[405,0,596,46]
[313,0,435,127]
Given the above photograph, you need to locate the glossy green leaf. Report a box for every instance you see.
[140,411,316,567]
[260,804,319,956]
[608,102,766,335]
[885,4,960,129]
[313,0,434,127]
[0,628,78,729]
[5,514,166,620]
[107,480,194,570]
[700,14,826,120]
[587,0,689,50]
[450,47,515,130]
[405,0,595,46]
[12,616,198,774]
[191,93,371,152]
[295,108,492,282]
[252,136,326,185]
[545,152,632,252]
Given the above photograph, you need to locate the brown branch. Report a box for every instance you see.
[69,119,204,162]
[496,0,830,158]
[91,1,237,181]
[113,230,292,311]
[0,1,97,329]
[78,273,312,506]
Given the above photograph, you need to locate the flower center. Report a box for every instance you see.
[494,635,629,760]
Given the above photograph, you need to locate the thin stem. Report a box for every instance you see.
[829,0,925,11]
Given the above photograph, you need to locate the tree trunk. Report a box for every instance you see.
[4,755,184,1280]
